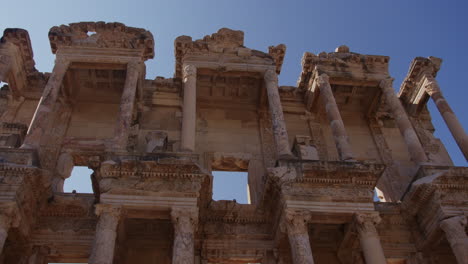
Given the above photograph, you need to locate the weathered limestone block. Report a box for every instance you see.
[293,135,319,160]
[145,131,168,152]
[53,152,74,192]
[171,207,198,264]
[440,215,468,264]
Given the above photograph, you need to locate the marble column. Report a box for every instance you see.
[180,64,197,152]
[89,205,122,264]
[0,54,12,83]
[21,57,70,149]
[171,207,198,264]
[424,76,468,161]
[264,69,293,158]
[380,78,428,163]
[114,61,141,150]
[316,74,355,161]
[354,213,386,264]
[440,215,468,264]
[283,210,315,264]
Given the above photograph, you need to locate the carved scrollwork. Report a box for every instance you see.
[183,64,197,79]
[354,213,381,237]
[316,73,330,87]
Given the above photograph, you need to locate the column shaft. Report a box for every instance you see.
[180,65,197,152]
[316,74,355,160]
[425,77,468,160]
[89,205,121,264]
[440,216,468,264]
[171,207,197,264]
[354,214,386,264]
[264,69,293,158]
[114,61,141,150]
[284,210,315,264]
[22,58,70,148]
[380,78,428,163]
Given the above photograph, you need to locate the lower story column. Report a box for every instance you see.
[89,205,122,264]
[283,210,315,264]
[171,207,198,264]
[354,213,387,264]
[0,206,15,255]
[440,215,468,264]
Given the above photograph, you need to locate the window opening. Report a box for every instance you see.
[63,166,94,194]
[212,171,250,204]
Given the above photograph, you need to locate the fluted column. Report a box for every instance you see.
[22,57,70,149]
[171,207,198,264]
[316,74,355,160]
[89,205,122,264]
[380,78,428,163]
[0,54,12,82]
[440,215,468,264]
[354,213,386,264]
[180,64,197,152]
[114,61,141,150]
[264,69,293,158]
[283,210,315,264]
[424,76,468,161]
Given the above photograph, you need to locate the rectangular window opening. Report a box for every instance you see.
[63,166,94,194]
[212,171,250,204]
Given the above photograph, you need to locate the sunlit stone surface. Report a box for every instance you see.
[0,23,466,264]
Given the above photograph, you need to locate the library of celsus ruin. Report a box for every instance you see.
[0,21,467,264]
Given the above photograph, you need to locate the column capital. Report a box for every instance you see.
[264,69,278,83]
[353,213,381,236]
[171,207,198,233]
[423,75,441,96]
[95,204,122,219]
[316,73,330,87]
[282,209,311,235]
[440,215,467,239]
[183,64,197,79]
[54,56,71,67]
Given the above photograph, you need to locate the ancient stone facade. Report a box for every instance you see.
[0,22,466,264]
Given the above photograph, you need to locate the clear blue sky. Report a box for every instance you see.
[3,0,467,197]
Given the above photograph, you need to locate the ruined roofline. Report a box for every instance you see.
[296,46,390,91]
[1,28,37,74]
[398,56,442,104]
[48,21,155,60]
[173,27,284,79]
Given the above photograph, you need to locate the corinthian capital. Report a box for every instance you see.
[183,64,197,79]
[423,75,441,96]
[171,207,198,233]
[316,74,330,87]
[264,69,278,83]
[440,215,467,240]
[354,213,381,236]
[283,209,311,235]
